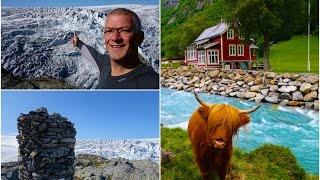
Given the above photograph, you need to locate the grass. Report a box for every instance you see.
[161,62,183,68]
[263,35,319,74]
[161,127,318,180]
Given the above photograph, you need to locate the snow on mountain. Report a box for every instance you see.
[76,138,160,162]
[1,5,159,88]
[1,136,19,163]
[1,136,160,163]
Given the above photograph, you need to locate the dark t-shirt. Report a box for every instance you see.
[78,41,159,89]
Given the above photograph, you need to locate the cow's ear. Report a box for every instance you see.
[239,114,251,126]
[198,106,209,123]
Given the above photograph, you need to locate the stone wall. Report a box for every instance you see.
[161,67,319,110]
[16,107,77,179]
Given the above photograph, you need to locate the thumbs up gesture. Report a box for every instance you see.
[72,32,79,47]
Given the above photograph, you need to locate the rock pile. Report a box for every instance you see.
[161,67,319,110]
[16,107,77,179]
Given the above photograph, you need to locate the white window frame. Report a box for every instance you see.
[239,33,245,40]
[229,44,236,56]
[198,50,205,64]
[187,47,196,59]
[227,29,234,39]
[238,44,244,56]
[207,50,219,64]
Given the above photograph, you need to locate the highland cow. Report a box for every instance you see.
[188,91,261,180]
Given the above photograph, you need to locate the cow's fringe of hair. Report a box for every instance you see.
[207,104,251,139]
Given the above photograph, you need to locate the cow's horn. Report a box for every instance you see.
[193,91,210,108]
[239,103,262,114]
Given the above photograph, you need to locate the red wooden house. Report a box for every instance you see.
[185,20,258,70]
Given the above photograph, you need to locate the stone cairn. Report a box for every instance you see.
[16,107,76,179]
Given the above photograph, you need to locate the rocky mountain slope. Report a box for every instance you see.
[1,5,159,89]
[1,155,159,180]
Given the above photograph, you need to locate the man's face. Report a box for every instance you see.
[104,14,142,62]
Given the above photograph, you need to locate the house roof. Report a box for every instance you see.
[193,21,229,44]
[250,44,259,49]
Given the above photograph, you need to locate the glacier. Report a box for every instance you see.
[1,136,160,163]
[1,5,159,88]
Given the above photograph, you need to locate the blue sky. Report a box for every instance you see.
[1,91,159,139]
[2,0,159,7]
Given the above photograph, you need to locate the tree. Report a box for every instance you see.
[232,0,306,70]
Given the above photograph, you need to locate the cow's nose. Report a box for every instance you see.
[213,139,226,149]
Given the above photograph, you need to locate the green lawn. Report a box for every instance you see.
[260,35,319,74]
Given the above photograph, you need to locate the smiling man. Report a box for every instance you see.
[72,8,159,89]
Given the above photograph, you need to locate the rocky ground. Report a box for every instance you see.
[1,154,159,180]
[1,67,80,89]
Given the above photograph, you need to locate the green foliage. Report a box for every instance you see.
[161,128,314,179]
[161,0,230,58]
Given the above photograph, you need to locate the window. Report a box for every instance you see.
[198,50,205,64]
[239,33,245,40]
[207,50,219,64]
[238,44,244,56]
[229,44,236,56]
[227,29,234,39]
[187,47,196,59]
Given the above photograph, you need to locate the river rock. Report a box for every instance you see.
[279,93,292,100]
[292,91,304,101]
[208,69,220,78]
[265,92,280,103]
[250,85,261,92]
[314,100,319,110]
[288,81,302,86]
[260,89,270,96]
[305,75,319,84]
[300,83,312,94]
[287,101,300,106]
[245,92,257,99]
[278,86,297,93]
[244,75,254,83]
[303,91,318,102]
[269,85,279,92]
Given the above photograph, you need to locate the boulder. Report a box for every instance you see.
[245,92,257,99]
[254,76,263,85]
[209,69,220,78]
[292,91,304,101]
[300,83,312,94]
[269,85,279,92]
[278,86,297,93]
[287,101,300,106]
[254,94,265,103]
[265,92,280,103]
[303,91,318,102]
[305,75,319,84]
[250,85,261,92]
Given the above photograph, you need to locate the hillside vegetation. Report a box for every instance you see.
[161,128,318,179]
[161,0,319,68]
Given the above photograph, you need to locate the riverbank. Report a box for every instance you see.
[161,66,319,110]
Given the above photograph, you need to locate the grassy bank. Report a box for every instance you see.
[266,35,319,74]
[161,128,318,179]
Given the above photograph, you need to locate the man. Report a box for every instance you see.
[72,8,159,89]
